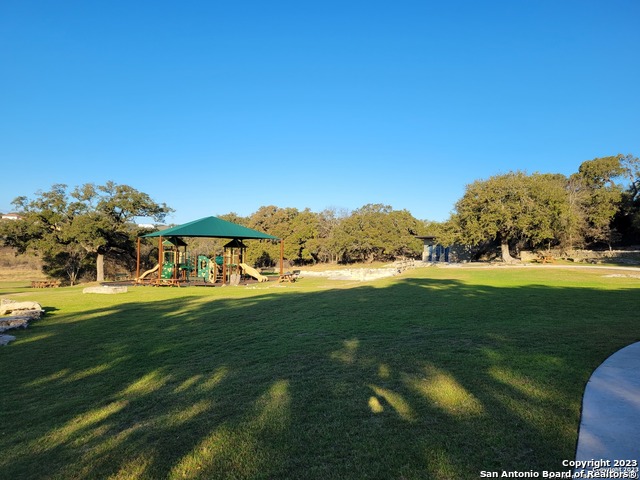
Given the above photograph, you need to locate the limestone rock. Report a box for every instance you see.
[83,286,128,294]
[0,335,16,346]
[0,300,44,316]
[0,316,31,333]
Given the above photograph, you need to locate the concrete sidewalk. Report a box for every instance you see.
[575,341,640,476]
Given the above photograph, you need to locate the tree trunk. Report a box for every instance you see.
[96,253,105,282]
[500,238,515,263]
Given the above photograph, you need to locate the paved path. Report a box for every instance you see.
[575,342,640,477]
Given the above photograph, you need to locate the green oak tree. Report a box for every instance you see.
[1,182,172,283]
[453,172,572,262]
[572,155,626,247]
[618,154,640,240]
[332,204,423,263]
[452,155,635,259]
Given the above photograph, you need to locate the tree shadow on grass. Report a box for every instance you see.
[1,276,638,479]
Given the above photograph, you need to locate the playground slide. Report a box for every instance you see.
[208,262,219,283]
[138,264,159,280]
[240,263,269,283]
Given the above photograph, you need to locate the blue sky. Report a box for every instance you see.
[1,0,639,224]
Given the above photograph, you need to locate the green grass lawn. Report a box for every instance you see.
[1,267,638,479]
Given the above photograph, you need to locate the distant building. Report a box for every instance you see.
[416,235,450,262]
[1,212,23,221]
[136,223,168,230]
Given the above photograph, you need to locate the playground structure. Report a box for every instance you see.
[222,239,269,285]
[135,238,259,286]
[196,255,222,283]
[161,238,192,284]
[134,216,282,287]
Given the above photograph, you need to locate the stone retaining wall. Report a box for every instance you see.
[520,249,640,264]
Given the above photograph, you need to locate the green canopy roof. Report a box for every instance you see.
[143,216,279,240]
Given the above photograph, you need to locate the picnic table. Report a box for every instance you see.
[278,270,300,283]
[31,280,61,288]
[152,278,182,287]
[540,255,555,264]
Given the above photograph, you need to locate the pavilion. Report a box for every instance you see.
[136,216,281,285]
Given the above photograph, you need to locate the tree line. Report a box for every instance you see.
[198,154,640,265]
[450,154,640,262]
[1,154,638,283]
[215,203,426,268]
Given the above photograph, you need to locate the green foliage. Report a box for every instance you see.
[245,206,301,266]
[287,209,321,263]
[239,204,424,267]
[614,154,640,242]
[331,204,423,263]
[452,155,638,260]
[525,173,575,248]
[577,155,626,188]
[572,156,625,245]
[454,172,561,260]
[41,245,94,285]
[0,182,172,283]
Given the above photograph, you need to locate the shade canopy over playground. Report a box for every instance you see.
[142,216,279,240]
[136,216,282,285]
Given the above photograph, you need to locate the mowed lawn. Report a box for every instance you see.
[1,266,638,479]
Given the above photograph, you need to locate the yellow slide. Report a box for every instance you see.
[240,263,269,282]
[137,264,159,281]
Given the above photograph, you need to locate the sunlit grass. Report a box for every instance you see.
[0,266,638,479]
[405,365,485,417]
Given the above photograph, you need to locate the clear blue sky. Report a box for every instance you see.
[1,0,639,224]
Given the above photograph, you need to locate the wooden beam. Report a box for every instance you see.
[157,236,163,285]
[136,237,141,281]
[280,239,284,276]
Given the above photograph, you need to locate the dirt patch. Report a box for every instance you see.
[0,247,45,281]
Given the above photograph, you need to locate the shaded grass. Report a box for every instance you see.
[1,267,639,479]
